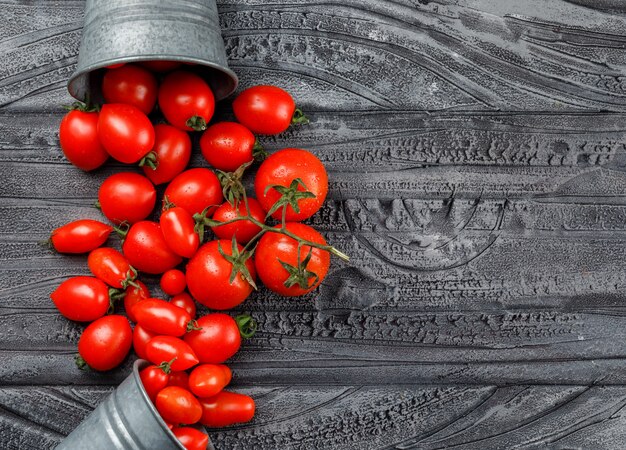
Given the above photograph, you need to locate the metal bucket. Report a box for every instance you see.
[68,0,238,102]
[55,359,214,450]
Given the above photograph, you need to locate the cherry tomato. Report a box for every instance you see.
[211,199,264,244]
[98,173,156,225]
[146,336,199,371]
[102,64,158,115]
[172,427,209,450]
[98,103,155,163]
[254,148,327,221]
[167,371,190,390]
[141,124,191,185]
[50,219,112,254]
[199,391,255,427]
[170,293,196,319]
[140,364,171,401]
[77,315,132,371]
[160,270,187,296]
[51,276,114,322]
[156,386,202,425]
[59,108,108,171]
[122,221,182,274]
[133,323,158,360]
[133,298,192,337]
[163,168,223,216]
[158,71,215,131]
[255,222,330,297]
[124,280,150,322]
[200,122,257,171]
[88,248,137,289]
[140,60,182,72]
[106,63,125,69]
[233,85,304,135]
[185,314,250,364]
[189,364,231,398]
[160,206,199,258]
[186,240,256,310]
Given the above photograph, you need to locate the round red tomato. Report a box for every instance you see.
[77,315,132,371]
[51,276,113,322]
[133,323,158,360]
[171,427,209,450]
[160,269,186,296]
[146,336,199,371]
[200,122,258,172]
[124,280,150,323]
[102,64,158,115]
[141,124,191,185]
[98,173,156,225]
[50,219,112,254]
[59,108,108,171]
[211,198,264,244]
[122,221,182,274]
[163,168,223,216]
[140,60,182,72]
[167,371,190,390]
[133,298,192,337]
[140,364,171,401]
[255,148,327,221]
[184,313,252,364]
[156,386,202,425]
[158,71,215,131]
[160,206,199,258]
[189,364,231,398]
[255,222,330,296]
[170,293,196,319]
[88,247,137,289]
[199,391,255,427]
[97,104,155,163]
[186,240,256,310]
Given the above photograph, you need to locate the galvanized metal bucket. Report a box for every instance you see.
[68,0,238,102]
[55,359,214,450]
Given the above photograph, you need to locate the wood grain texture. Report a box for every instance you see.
[2,0,626,448]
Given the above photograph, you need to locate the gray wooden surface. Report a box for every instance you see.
[2,0,626,448]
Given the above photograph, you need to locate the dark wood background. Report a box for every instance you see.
[2,0,626,448]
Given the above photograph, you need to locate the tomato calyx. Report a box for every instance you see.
[217,238,257,290]
[186,320,202,333]
[162,195,176,212]
[63,99,100,113]
[193,206,220,243]
[122,266,140,289]
[107,287,126,314]
[75,355,90,371]
[157,357,177,375]
[279,245,320,290]
[216,162,252,205]
[264,178,316,220]
[253,140,268,161]
[291,108,309,126]
[186,115,207,132]
[235,314,257,339]
[113,222,130,240]
[139,151,159,170]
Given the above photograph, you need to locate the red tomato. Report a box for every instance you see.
[133,298,192,337]
[122,221,182,274]
[140,364,171,402]
[158,71,215,131]
[140,60,182,72]
[51,276,113,322]
[50,219,112,254]
[156,387,202,425]
[211,198,264,244]
[170,293,196,319]
[189,364,231,398]
[77,315,132,371]
[200,122,258,171]
[167,371,190,390]
[186,240,255,310]
[163,168,223,216]
[172,427,209,450]
[255,222,330,297]
[124,280,150,323]
[146,336,199,371]
[254,148,327,222]
[88,248,137,289]
[98,103,155,163]
[199,391,255,427]
[233,85,305,135]
[106,63,125,69]
[98,173,156,225]
[102,64,158,115]
[133,323,158,360]
[160,270,187,296]
[160,206,199,258]
[141,124,191,185]
[59,108,108,171]
[185,314,250,364]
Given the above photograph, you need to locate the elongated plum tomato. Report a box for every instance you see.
[160,206,199,258]
[184,314,243,364]
[189,364,232,398]
[163,168,223,216]
[254,148,328,222]
[146,336,199,371]
[88,248,137,289]
[233,85,302,135]
[172,427,209,450]
[167,370,190,390]
[211,198,264,244]
[102,64,158,115]
[200,122,257,172]
[132,298,192,337]
[141,124,191,185]
[50,219,112,254]
[140,364,171,401]
[140,60,182,73]
[158,71,215,131]
[77,315,132,371]
[97,103,155,163]
[122,221,182,274]
[133,323,158,360]
[255,222,330,297]
[170,292,196,319]
[156,386,202,425]
[51,276,113,322]
[98,173,156,225]
[199,391,255,427]
[124,280,150,323]
[59,108,108,171]
[160,269,187,296]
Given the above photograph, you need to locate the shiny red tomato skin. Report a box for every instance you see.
[140,60,182,72]
[255,222,330,297]
[171,427,209,450]
[186,240,255,310]
[140,365,170,402]
[102,64,158,115]
[98,173,156,225]
[163,168,223,216]
[189,364,232,398]
[199,391,255,427]
[170,293,196,319]
[97,103,155,163]
[160,206,199,258]
[160,270,187,296]
[50,219,112,254]
[77,315,132,371]
[233,85,295,135]
[184,314,241,364]
[51,276,110,322]
[133,298,191,337]
[124,281,150,323]
[146,336,199,371]
[59,110,108,171]
[211,198,264,244]
[254,148,328,221]
[88,248,135,289]
[133,323,158,360]
[200,122,256,171]
[142,125,191,185]
[122,221,183,274]
[156,386,202,425]
[167,371,190,390]
[158,71,215,131]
